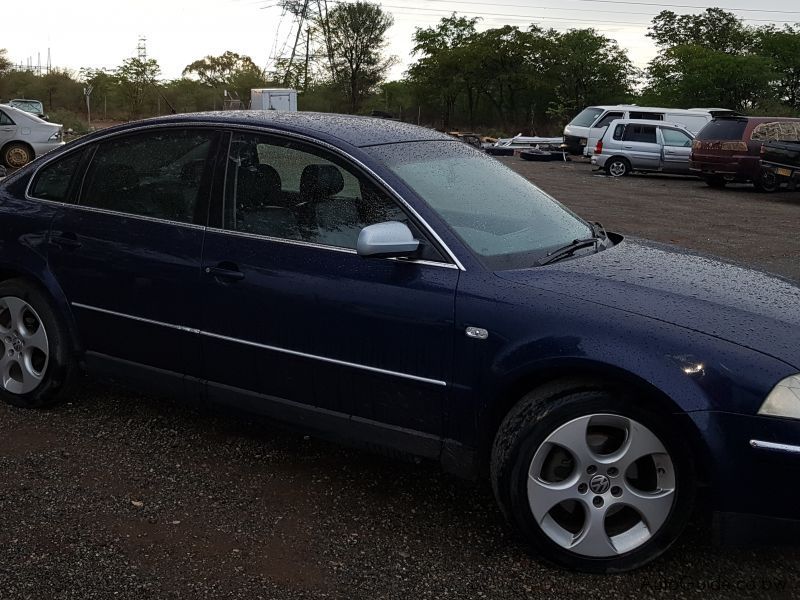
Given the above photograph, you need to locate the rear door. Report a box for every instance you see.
[0,109,19,156]
[47,127,220,384]
[621,124,661,170]
[659,128,693,174]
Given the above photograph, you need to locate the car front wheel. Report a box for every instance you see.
[0,279,76,408]
[491,383,695,573]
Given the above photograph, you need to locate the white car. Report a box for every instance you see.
[0,104,64,168]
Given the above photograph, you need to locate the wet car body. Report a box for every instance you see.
[1,112,799,569]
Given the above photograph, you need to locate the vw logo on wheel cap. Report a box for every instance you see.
[589,474,611,495]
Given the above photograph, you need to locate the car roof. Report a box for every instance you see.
[91,111,455,149]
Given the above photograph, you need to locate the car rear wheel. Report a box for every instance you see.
[491,383,695,573]
[754,170,779,193]
[2,143,34,169]
[604,158,630,177]
[0,279,76,408]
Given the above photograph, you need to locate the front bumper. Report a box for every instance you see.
[563,134,586,155]
[691,410,800,543]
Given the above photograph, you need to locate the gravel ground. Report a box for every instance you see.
[1,158,799,599]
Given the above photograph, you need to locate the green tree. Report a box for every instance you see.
[0,49,11,74]
[115,57,161,117]
[648,8,755,54]
[755,25,800,109]
[324,1,395,112]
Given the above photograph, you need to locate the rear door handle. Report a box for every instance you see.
[50,233,82,250]
[204,264,245,282]
[623,145,633,149]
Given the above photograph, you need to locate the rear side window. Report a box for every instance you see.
[30,152,83,202]
[80,129,216,224]
[623,125,657,144]
[696,119,747,141]
[630,112,663,121]
[0,110,14,126]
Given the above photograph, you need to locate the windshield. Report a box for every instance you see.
[568,107,604,128]
[367,141,593,270]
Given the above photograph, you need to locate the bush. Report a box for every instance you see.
[47,109,90,134]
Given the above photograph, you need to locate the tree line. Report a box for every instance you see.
[0,4,798,136]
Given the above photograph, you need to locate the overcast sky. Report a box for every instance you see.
[4,0,800,81]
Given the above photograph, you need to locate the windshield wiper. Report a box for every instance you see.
[537,238,601,266]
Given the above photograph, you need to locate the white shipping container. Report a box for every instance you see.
[250,88,298,112]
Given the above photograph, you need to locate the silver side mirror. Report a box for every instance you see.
[357,221,420,258]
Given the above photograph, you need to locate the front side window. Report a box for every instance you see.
[30,151,83,201]
[623,125,657,144]
[0,110,15,126]
[568,107,604,128]
[80,129,216,224]
[367,141,592,270]
[224,132,412,251]
[595,112,624,128]
[661,128,692,147]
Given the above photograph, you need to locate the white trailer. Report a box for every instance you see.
[250,88,298,112]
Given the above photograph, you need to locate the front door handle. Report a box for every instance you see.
[50,233,82,250]
[204,264,245,282]
[623,145,633,149]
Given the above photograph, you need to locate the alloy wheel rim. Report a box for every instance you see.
[609,162,626,177]
[0,297,50,394]
[527,413,676,558]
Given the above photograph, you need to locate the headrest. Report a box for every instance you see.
[299,164,344,200]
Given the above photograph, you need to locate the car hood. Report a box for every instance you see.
[496,237,800,369]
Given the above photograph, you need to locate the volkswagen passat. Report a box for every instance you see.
[1,112,799,572]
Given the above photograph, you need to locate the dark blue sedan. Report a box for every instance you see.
[1,112,798,572]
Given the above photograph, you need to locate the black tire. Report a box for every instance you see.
[490,381,695,573]
[0,278,77,408]
[754,169,779,193]
[604,157,630,177]
[703,175,727,189]
[2,142,34,169]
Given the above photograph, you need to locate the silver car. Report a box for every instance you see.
[590,119,694,177]
[0,104,64,169]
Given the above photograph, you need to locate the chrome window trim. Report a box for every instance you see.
[72,302,447,387]
[205,226,460,269]
[749,439,800,455]
[63,203,207,231]
[24,120,466,271]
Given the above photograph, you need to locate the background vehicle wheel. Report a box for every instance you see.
[0,279,76,408]
[491,382,695,573]
[754,170,779,193]
[604,158,630,177]
[703,175,726,188]
[2,143,34,169]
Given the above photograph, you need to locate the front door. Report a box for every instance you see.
[47,127,220,380]
[199,132,458,437]
[659,127,693,174]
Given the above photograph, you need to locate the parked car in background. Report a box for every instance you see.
[0,104,64,168]
[564,105,729,155]
[590,119,694,177]
[8,98,46,119]
[691,116,800,190]
[2,112,800,573]
[760,140,800,191]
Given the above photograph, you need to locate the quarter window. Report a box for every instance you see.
[0,110,14,126]
[80,129,216,224]
[30,151,83,202]
[224,133,409,251]
[612,124,626,140]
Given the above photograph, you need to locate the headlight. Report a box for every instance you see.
[758,375,800,419]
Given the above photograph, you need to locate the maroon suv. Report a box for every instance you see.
[690,116,800,190]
